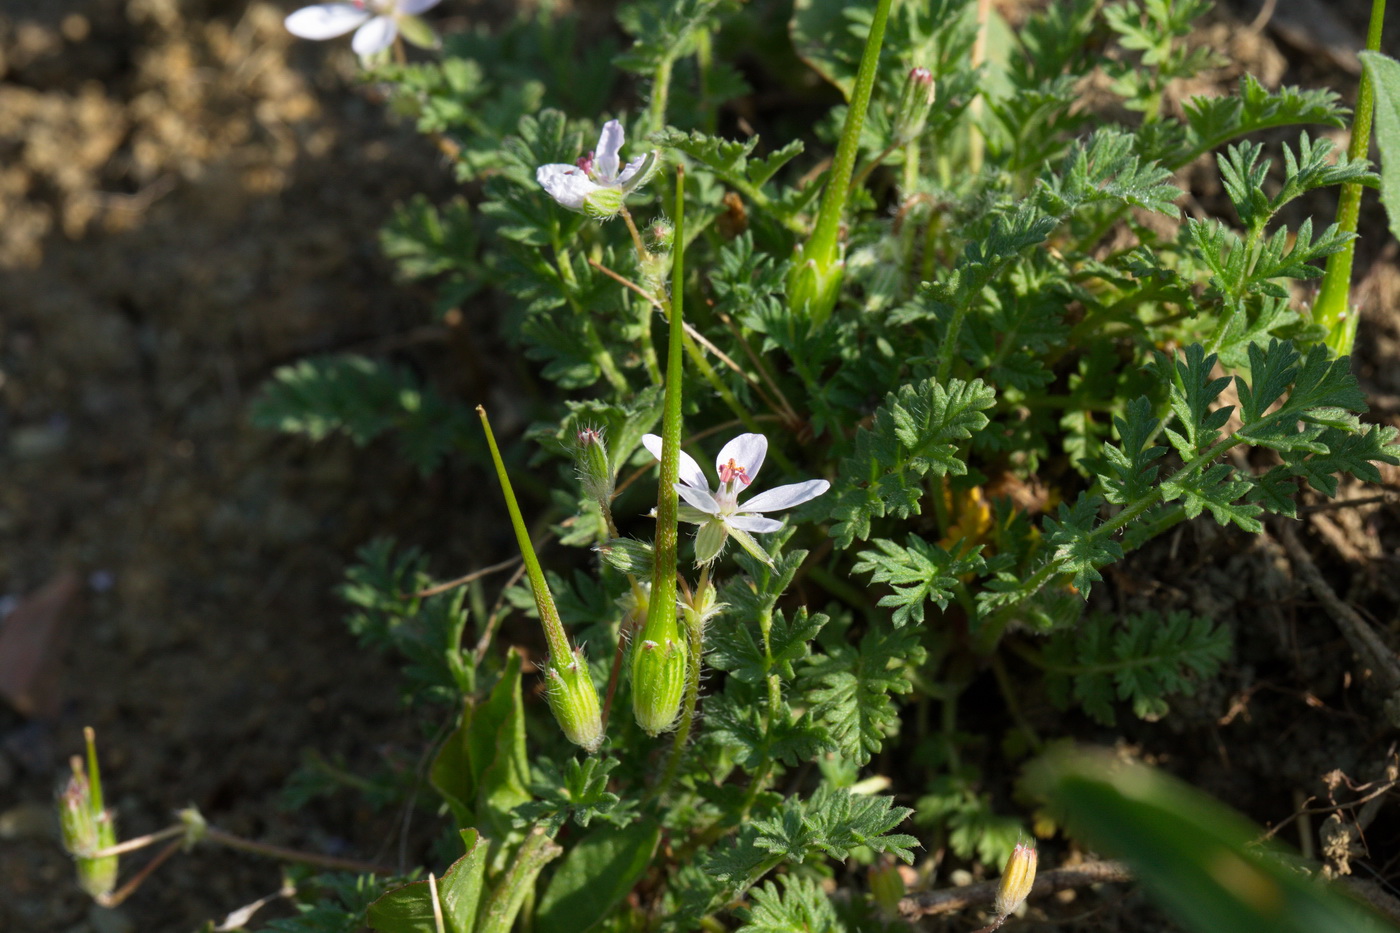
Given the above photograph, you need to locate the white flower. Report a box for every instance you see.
[536,120,659,219]
[284,0,440,62]
[642,432,830,566]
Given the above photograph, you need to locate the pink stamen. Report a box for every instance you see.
[719,459,751,486]
[577,152,594,175]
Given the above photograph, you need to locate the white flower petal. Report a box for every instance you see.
[284,3,371,39]
[741,479,830,513]
[596,120,624,182]
[352,15,397,56]
[674,482,721,515]
[617,154,648,185]
[727,514,784,533]
[536,163,598,211]
[398,0,441,13]
[642,434,708,491]
[715,433,768,486]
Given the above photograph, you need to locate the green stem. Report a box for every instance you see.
[975,431,1234,652]
[477,406,571,661]
[554,241,630,393]
[648,55,674,137]
[1316,0,1386,356]
[989,654,1042,753]
[475,829,563,933]
[791,0,894,325]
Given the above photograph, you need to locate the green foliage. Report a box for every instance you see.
[233,2,1400,932]
[1042,611,1231,726]
[737,875,844,933]
[802,626,926,765]
[825,378,996,549]
[852,536,984,626]
[513,756,632,833]
[338,539,473,704]
[263,874,403,933]
[367,831,487,933]
[252,355,469,474]
[1361,51,1400,242]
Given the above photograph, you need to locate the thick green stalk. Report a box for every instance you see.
[1316,0,1386,355]
[478,406,572,661]
[632,169,690,740]
[788,0,893,326]
[649,171,687,638]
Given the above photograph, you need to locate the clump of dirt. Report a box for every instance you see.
[0,1,482,929]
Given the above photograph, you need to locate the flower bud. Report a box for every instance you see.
[894,67,937,142]
[545,647,605,753]
[630,635,687,735]
[647,219,675,253]
[575,427,614,504]
[58,729,117,900]
[993,841,1038,919]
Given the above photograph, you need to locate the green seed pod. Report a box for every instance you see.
[545,647,605,753]
[630,633,687,736]
[59,729,118,901]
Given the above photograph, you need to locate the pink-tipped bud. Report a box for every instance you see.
[575,426,614,505]
[894,66,937,142]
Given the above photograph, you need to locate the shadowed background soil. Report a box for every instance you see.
[1,0,1399,931]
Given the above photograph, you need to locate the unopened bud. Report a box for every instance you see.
[630,635,687,735]
[647,219,675,252]
[993,841,1037,919]
[575,427,614,503]
[545,647,605,753]
[894,67,936,142]
[58,729,117,900]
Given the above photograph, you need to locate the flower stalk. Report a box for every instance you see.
[478,405,604,753]
[1315,0,1387,356]
[632,166,690,738]
[787,0,894,327]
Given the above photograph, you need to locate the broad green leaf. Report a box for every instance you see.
[536,819,661,933]
[430,649,532,836]
[367,829,489,933]
[1361,51,1400,242]
[1033,750,1391,933]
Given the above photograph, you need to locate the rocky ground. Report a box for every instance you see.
[1,0,1398,931]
